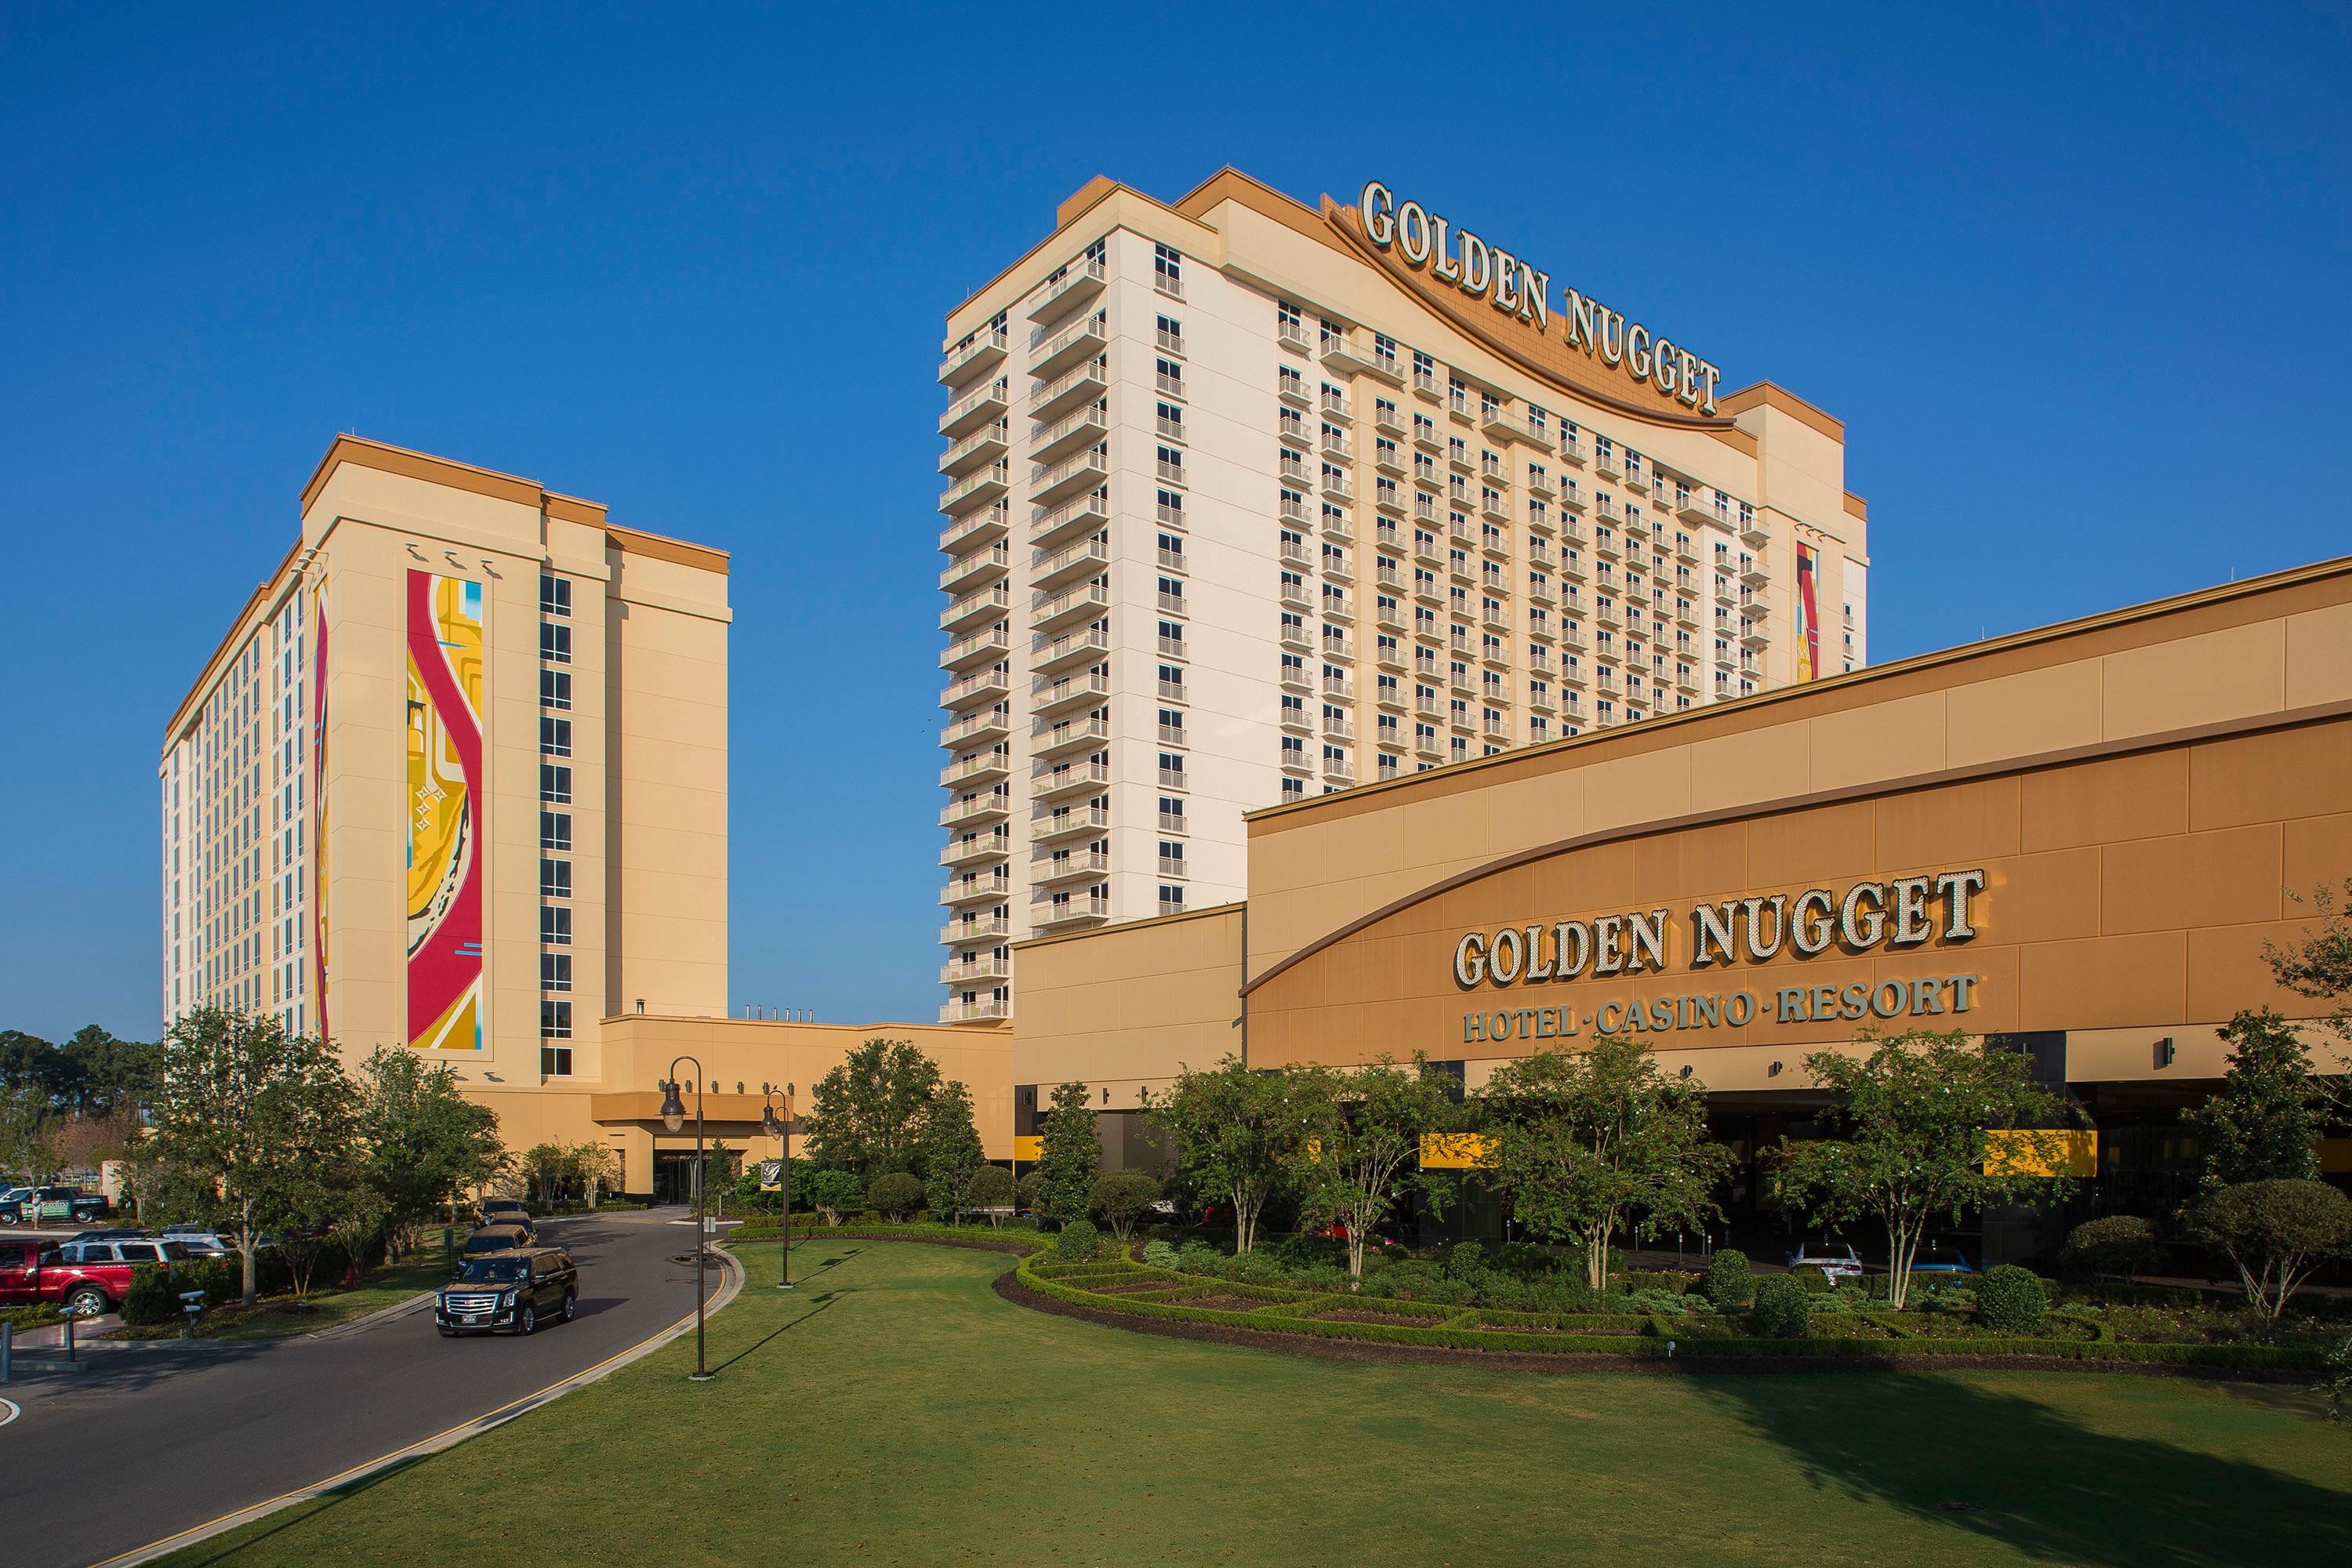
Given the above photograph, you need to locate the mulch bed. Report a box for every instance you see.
[993,1272,2307,1382]
[1473,1324,1639,1337]
[1313,1309,1440,1327]
[1180,1294,1281,1315]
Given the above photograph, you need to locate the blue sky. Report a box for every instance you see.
[2,2,2345,1043]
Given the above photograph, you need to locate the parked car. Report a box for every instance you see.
[477,1201,535,1241]
[459,1224,533,1259]
[0,1239,49,1304]
[0,1186,32,1219]
[28,1237,194,1316]
[68,1228,151,1245]
[435,1247,578,1336]
[0,1186,109,1227]
[1785,1241,1864,1284]
[1905,1245,1976,1281]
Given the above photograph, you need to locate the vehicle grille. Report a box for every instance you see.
[444,1293,502,1313]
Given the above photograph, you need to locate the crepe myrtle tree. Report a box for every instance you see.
[1474,1035,1733,1293]
[1289,1054,1463,1278]
[1034,1080,1102,1229]
[1772,1028,2078,1310]
[1142,1055,1311,1254]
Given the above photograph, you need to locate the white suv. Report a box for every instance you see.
[1785,1241,1864,1284]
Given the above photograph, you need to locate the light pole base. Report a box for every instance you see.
[688,1371,716,1382]
[776,1283,795,1290]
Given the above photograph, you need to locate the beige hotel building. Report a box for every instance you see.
[934,169,1871,1025]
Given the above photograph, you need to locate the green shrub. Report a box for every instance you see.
[1142,1240,1178,1269]
[2060,1214,2164,1279]
[866,1172,924,1220]
[121,1264,180,1326]
[1790,1265,1834,1294]
[1976,1265,2048,1336]
[1088,1170,1162,1241]
[1748,1275,1812,1338]
[1055,1220,1101,1262]
[1701,1249,1754,1307]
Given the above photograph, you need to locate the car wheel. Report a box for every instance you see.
[65,1285,108,1318]
[561,1290,576,1322]
[518,1305,537,1335]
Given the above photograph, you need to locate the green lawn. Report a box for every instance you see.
[107,1261,452,1342]
[162,1240,2352,1566]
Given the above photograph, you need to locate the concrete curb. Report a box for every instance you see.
[306,1289,442,1341]
[91,1247,746,1568]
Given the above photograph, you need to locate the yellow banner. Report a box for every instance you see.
[1013,1135,1041,1163]
[1419,1132,1492,1170]
[1985,1129,2097,1178]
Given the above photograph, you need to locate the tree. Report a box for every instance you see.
[147,1007,356,1305]
[2184,1178,2352,1322]
[801,1038,942,1178]
[521,1142,569,1207]
[1034,1081,1102,1229]
[804,1167,864,1226]
[353,1045,506,1260]
[1290,1055,1462,1277]
[866,1171,924,1220]
[2183,1009,2328,1188]
[569,1141,619,1208]
[1475,1036,1733,1292]
[60,1025,162,1117]
[1144,1055,1308,1254]
[969,1163,1014,1225]
[1773,1029,2077,1310]
[2060,1214,2165,1281]
[919,1080,988,1224]
[0,1080,59,1183]
[1089,1171,1161,1242]
[2264,879,2352,1086]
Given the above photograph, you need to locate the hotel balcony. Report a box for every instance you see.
[938,997,1011,1023]
[1740,626,1771,650]
[938,914,1011,945]
[1033,849,1112,885]
[940,581,1011,633]
[1595,451,1621,481]
[1277,318,1311,353]
[1377,642,1406,670]
[1029,489,1109,549]
[1030,447,1109,506]
[938,420,1010,478]
[1480,494,1511,524]
[938,543,1011,594]
[938,327,1010,387]
[938,463,1011,517]
[1278,452,1312,487]
[1030,401,1109,463]
[938,624,1010,672]
[1320,430,1354,463]
[1029,357,1109,420]
[1033,663,1111,710]
[938,503,1009,556]
[938,750,1010,788]
[939,951,1012,986]
[1279,622,1312,652]
[939,793,1010,828]
[1675,491,1715,524]
[1032,714,1112,757]
[1032,758,1112,799]
[1029,312,1109,378]
[1374,402,1407,436]
[1558,436,1586,466]
[1740,560,1769,587]
[1319,390,1353,423]
[938,835,1011,869]
[939,376,1010,438]
[1032,805,1110,842]
[1323,673,1355,701]
[1031,536,1109,591]
[1033,895,1111,930]
[1323,714,1355,742]
[939,871,1012,906]
[938,708,1010,748]
[1481,406,1522,445]
[1740,514,1770,547]
[1528,579,1555,604]
[1323,754,1355,782]
[1026,256,1108,324]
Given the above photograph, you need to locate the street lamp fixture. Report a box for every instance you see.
[664,1058,713,1381]
[760,1082,795,1290]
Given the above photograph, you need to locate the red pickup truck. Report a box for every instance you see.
[0,1236,194,1316]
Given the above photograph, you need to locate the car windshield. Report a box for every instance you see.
[456,1259,529,1283]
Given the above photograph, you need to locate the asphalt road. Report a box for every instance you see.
[0,1207,725,1568]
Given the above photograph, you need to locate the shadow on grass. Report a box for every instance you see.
[711,1290,848,1373]
[1694,1372,2352,1566]
[165,1454,433,1567]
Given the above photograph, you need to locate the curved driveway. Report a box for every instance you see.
[0,1208,725,1568]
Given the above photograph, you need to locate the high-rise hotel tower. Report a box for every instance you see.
[934,170,1871,1023]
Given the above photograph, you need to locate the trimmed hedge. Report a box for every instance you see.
[1013,1257,2324,1370]
[1977,1265,2049,1337]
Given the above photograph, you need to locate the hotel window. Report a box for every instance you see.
[1155,314,1184,354]
[1281,735,1306,764]
[1157,533,1186,572]
[1277,299,1303,338]
[539,669,572,710]
[1155,401,1185,441]
[1156,446,1184,485]
[539,764,572,806]
[539,717,572,757]
[540,811,572,851]
[542,952,572,993]
[1373,333,1398,371]
[540,1000,573,1040]
[1448,376,1468,415]
[1154,243,1184,296]
[1159,796,1186,833]
[540,858,572,898]
[1156,358,1184,397]
[1158,575,1186,614]
[541,1045,573,1078]
[539,575,572,617]
[1159,751,1186,789]
[539,623,572,663]
[1412,349,1436,389]
[1158,708,1187,746]
[1159,620,1187,657]
[1156,489,1184,527]
[1282,777,1305,800]
[1157,884,1186,916]
[1158,840,1186,877]
[541,906,572,945]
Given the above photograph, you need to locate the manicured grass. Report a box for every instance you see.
[160,1240,2352,1567]
[107,1261,454,1341]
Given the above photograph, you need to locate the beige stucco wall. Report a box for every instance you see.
[1011,904,1245,1105]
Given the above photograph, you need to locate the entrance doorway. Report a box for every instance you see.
[653,1152,704,1207]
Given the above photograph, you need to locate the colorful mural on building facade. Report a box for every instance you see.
[312,577,330,1039]
[1795,539,1821,683]
[405,570,486,1051]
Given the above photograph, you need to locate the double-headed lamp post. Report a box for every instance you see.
[659,1058,713,1382]
[760,1083,794,1290]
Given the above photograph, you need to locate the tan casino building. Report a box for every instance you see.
[1010,552,2352,1241]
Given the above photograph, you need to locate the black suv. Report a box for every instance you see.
[436,1247,578,1336]
[0,1186,109,1225]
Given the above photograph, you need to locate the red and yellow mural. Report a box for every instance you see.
[313,577,331,1037]
[405,571,486,1051]
[1795,539,1821,683]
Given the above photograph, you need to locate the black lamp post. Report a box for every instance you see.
[760,1083,794,1290]
[660,1058,713,1382]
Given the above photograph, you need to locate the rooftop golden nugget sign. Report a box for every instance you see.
[1451,869,1988,1047]
[1357,180,1726,416]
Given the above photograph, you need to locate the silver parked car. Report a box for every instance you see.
[1786,1240,1864,1284]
